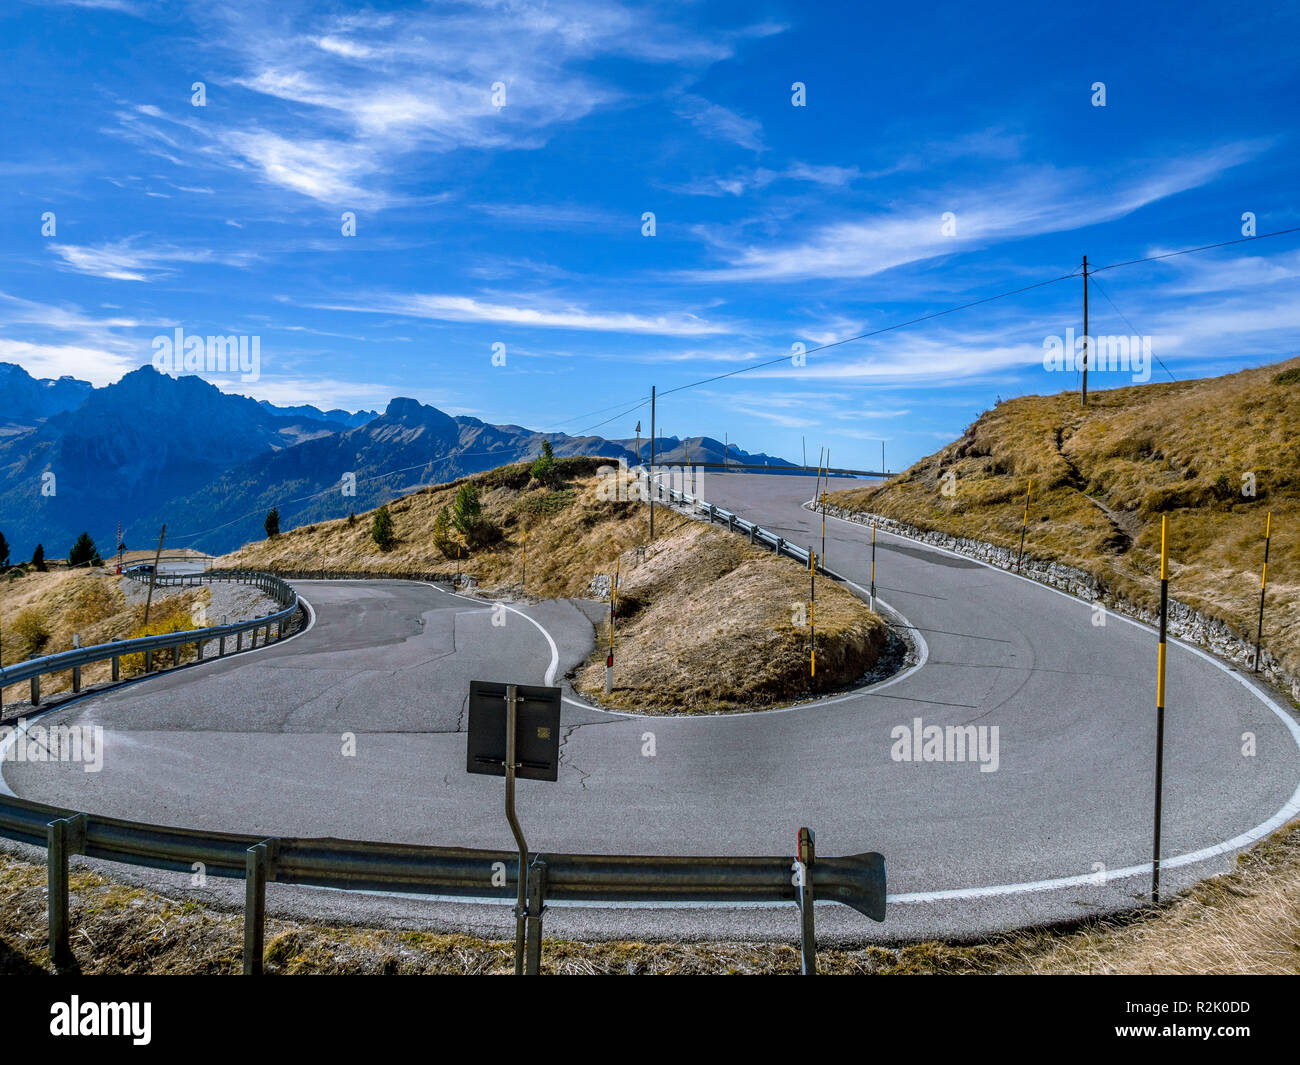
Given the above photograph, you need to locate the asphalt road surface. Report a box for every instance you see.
[4,474,1299,945]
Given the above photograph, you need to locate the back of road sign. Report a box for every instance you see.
[466,681,562,782]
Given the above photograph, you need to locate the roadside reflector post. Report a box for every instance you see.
[1255,512,1272,672]
[524,857,547,975]
[1152,515,1169,903]
[809,548,816,680]
[606,562,618,694]
[870,522,877,610]
[1016,480,1032,573]
[46,814,86,969]
[243,840,274,975]
[796,827,816,975]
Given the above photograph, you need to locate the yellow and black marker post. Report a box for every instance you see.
[1152,514,1169,903]
[822,451,830,561]
[1016,480,1032,573]
[606,559,619,693]
[870,521,877,610]
[1254,512,1272,673]
[809,548,816,680]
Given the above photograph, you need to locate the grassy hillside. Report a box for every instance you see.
[223,457,887,712]
[0,568,211,702]
[827,356,1300,684]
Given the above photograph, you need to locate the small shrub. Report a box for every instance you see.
[11,607,50,656]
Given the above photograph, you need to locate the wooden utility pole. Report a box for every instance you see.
[142,525,166,626]
[1081,255,1090,407]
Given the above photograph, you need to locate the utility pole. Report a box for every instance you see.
[142,525,166,626]
[634,421,641,468]
[648,386,656,540]
[1081,255,1090,407]
[881,441,885,476]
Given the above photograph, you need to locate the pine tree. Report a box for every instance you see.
[31,544,46,571]
[433,505,456,557]
[0,529,9,569]
[372,504,396,549]
[69,532,99,567]
[264,508,280,539]
[530,439,559,487]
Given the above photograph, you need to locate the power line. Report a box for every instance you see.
[658,271,1082,398]
[1090,225,1300,275]
[1087,274,1178,383]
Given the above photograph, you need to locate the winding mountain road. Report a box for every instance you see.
[4,474,1298,944]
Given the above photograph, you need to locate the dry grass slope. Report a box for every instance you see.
[0,569,212,702]
[828,356,1300,682]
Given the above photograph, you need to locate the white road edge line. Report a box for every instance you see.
[422,583,559,686]
[815,504,1300,903]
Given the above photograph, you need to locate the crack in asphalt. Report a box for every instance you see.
[558,723,593,790]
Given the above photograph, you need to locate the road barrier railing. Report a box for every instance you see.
[650,477,814,567]
[0,569,302,706]
[0,789,885,974]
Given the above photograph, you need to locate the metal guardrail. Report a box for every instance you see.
[0,570,302,705]
[1,788,885,974]
[653,480,814,567]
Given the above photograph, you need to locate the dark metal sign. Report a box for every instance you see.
[466,681,561,781]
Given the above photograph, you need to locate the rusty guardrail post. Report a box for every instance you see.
[243,840,275,975]
[47,813,86,967]
[797,827,816,975]
[524,857,547,975]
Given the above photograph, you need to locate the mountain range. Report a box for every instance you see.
[0,363,795,557]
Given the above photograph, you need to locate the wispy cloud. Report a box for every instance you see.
[687,143,1266,282]
[318,292,731,336]
[47,239,256,281]
[673,94,764,151]
[107,2,781,207]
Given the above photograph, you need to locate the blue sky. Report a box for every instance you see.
[2,0,1298,471]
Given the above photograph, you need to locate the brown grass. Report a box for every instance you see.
[223,458,886,713]
[3,816,1297,974]
[828,356,1300,681]
[0,569,211,703]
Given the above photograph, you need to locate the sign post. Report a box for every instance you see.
[466,680,561,974]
